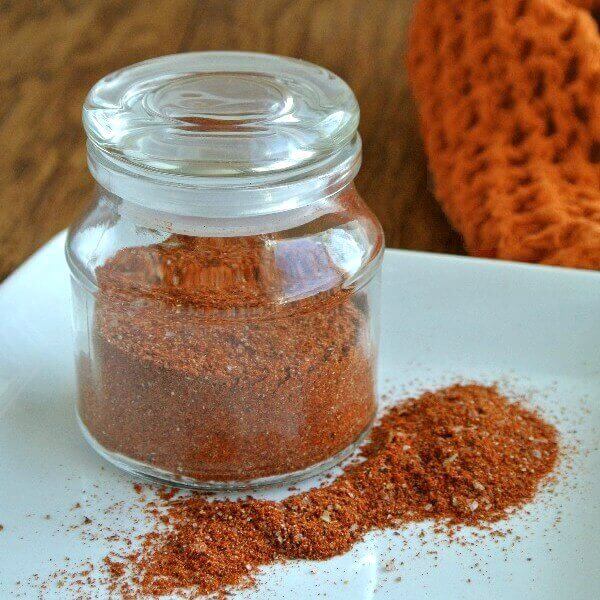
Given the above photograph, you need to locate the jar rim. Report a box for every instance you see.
[87,134,361,217]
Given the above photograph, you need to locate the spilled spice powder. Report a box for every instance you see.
[104,384,559,598]
[78,234,377,483]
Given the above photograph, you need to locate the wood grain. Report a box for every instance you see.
[0,0,462,281]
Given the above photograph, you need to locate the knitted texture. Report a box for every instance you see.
[408,0,600,269]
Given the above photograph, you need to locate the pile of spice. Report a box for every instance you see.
[78,235,376,483]
[104,383,559,598]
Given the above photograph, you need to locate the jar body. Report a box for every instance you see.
[67,184,383,489]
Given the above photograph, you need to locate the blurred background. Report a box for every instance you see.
[0,0,463,282]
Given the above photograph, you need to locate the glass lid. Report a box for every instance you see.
[83,52,360,178]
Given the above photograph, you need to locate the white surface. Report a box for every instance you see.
[0,232,598,599]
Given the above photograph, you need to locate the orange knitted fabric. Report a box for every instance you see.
[408,0,600,269]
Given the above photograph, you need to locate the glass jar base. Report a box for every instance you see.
[77,415,374,492]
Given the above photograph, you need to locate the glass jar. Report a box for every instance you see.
[67,52,384,490]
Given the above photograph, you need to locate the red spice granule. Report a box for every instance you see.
[103,556,126,578]
[156,486,179,502]
[107,383,558,598]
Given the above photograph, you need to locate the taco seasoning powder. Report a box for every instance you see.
[77,234,377,484]
[99,384,559,598]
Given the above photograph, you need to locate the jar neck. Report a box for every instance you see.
[106,185,358,237]
[87,135,361,220]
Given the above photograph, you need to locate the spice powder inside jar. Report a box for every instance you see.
[78,233,377,483]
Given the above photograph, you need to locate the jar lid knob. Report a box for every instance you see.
[84,52,359,178]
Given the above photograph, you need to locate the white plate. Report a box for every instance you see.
[0,232,598,599]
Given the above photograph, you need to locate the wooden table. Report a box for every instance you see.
[0,0,463,281]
